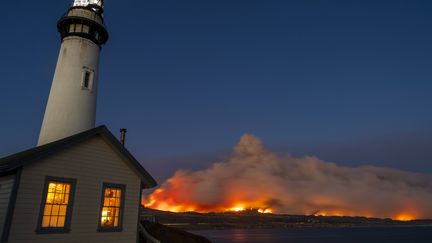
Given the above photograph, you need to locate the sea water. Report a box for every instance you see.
[191,227,432,243]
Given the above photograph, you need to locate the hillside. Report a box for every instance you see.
[141,207,432,230]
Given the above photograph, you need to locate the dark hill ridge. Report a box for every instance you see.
[141,207,432,230]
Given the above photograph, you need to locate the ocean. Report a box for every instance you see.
[191,227,432,243]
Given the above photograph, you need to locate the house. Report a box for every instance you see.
[0,126,157,243]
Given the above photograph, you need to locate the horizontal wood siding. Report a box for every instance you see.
[0,175,15,238]
[9,137,142,243]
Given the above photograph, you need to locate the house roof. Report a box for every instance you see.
[0,125,157,188]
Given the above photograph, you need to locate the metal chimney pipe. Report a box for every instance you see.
[120,128,127,146]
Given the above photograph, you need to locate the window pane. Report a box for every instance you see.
[58,216,66,227]
[82,25,90,33]
[54,193,62,204]
[48,183,56,193]
[69,24,75,33]
[43,205,52,216]
[52,205,60,216]
[42,216,50,227]
[55,183,63,194]
[59,205,67,216]
[46,193,55,203]
[50,216,58,227]
[76,24,82,32]
[110,198,116,206]
[105,189,113,197]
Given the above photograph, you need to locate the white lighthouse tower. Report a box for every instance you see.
[38,0,108,146]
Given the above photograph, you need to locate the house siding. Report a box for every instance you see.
[0,175,15,239]
[8,136,142,243]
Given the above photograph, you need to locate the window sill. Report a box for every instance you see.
[97,227,123,233]
[36,227,71,234]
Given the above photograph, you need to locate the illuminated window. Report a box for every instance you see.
[37,177,76,233]
[98,183,125,232]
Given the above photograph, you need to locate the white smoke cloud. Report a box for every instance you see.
[147,134,432,219]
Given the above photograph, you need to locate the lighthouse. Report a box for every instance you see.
[38,0,108,146]
[0,2,157,242]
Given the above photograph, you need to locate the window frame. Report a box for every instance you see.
[97,183,126,232]
[36,176,77,234]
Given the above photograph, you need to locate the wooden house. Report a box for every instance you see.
[0,126,157,243]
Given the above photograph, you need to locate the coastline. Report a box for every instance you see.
[141,208,432,231]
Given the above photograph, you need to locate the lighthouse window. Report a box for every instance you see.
[95,31,100,41]
[69,24,76,33]
[82,25,90,34]
[75,24,83,32]
[82,70,93,89]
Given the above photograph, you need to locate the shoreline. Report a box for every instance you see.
[188,224,432,231]
[141,207,432,231]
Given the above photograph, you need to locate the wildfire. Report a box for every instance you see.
[144,189,420,220]
[313,211,345,217]
[258,208,273,214]
[144,189,273,214]
[395,213,416,221]
[142,134,432,221]
[227,206,246,212]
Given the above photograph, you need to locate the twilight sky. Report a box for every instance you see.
[1,0,431,182]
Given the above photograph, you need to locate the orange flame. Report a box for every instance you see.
[144,188,421,220]
[144,188,274,214]
[395,213,416,221]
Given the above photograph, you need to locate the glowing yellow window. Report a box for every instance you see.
[98,184,125,231]
[37,177,76,233]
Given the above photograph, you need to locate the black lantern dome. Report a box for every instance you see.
[57,0,108,46]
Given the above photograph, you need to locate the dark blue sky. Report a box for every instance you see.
[1,0,431,181]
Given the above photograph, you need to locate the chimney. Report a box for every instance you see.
[120,128,127,146]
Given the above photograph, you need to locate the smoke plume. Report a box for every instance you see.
[145,134,432,219]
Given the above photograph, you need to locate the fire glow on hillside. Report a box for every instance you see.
[144,134,432,221]
[145,188,274,214]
